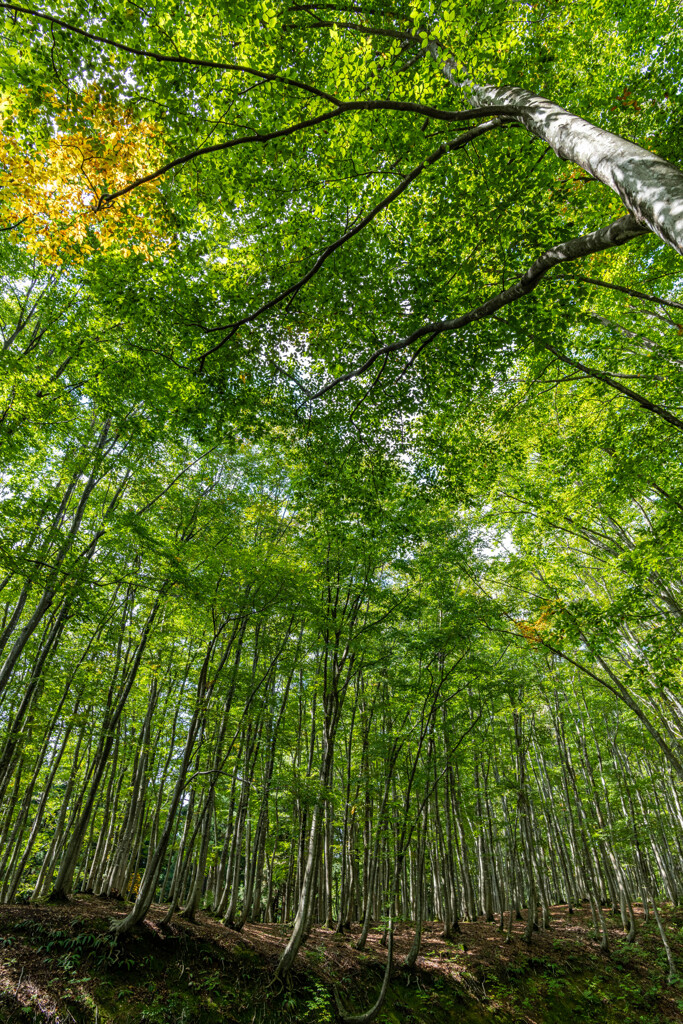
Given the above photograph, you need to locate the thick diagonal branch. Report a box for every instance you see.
[543,344,683,431]
[309,215,648,399]
[196,118,507,359]
[563,275,683,311]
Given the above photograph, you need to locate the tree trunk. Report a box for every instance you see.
[461,81,683,255]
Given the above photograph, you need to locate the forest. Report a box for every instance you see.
[1,1,683,1021]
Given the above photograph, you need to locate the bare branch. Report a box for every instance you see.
[0,216,28,232]
[544,344,683,432]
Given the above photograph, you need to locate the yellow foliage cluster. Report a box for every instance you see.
[0,91,167,264]
[126,871,141,897]
[515,604,557,646]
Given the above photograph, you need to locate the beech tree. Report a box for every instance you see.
[1,0,681,401]
[1,0,683,1001]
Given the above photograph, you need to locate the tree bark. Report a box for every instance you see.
[462,80,683,256]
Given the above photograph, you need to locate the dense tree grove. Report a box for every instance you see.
[1,0,683,990]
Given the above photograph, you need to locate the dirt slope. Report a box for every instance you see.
[1,897,682,1023]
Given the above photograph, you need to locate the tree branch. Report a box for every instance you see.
[95,102,515,210]
[0,216,28,232]
[0,1,343,105]
[562,274,683,310]
[308,215,649,399]
[460,80,683,256]
[543,343,683,432]
[195,117,508,359]
[296,15,416,42]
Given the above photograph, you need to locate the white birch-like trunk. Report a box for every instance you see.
[463,81,683,256]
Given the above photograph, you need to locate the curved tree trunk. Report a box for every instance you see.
[110,707,201,935]
[276,791,325,974]
[335,921,393,1024]
[460,80,683,256]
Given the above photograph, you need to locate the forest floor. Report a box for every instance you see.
[1,897,683,1023]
